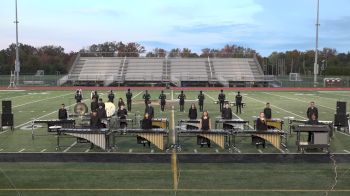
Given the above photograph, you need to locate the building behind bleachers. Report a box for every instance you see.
[58,54,275,87]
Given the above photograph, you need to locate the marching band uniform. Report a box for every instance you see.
[75,90,82,103]
[218,90,225,112]
[198,91,205,112]
[126,89,133,111]
[235,92,243,114]
[117,106,128,128]
[143,90,151,107]
[108,90,115,103]
[159,91,166,112]
[188,105,197,120]
[178,91,186,112]
[58,104,68,120]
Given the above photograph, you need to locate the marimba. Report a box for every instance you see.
[112,128,169,150]
[215,118,249,130]
[294,124,330,153]
[231,129,288,151]
[253,118,284,130]
[152,118,169,129]
[176,129,231,149]
[57,128,110,151]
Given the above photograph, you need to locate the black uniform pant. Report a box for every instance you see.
[236,103,242,114]
[144,100,149,107]
[127,100,132,111]
[199,102,204,112]
[179,103,184,112]
[219,101,224,112]
[160,102,165,111]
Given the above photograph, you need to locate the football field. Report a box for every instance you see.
[0,89,350,195]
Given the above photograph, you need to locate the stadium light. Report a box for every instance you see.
[14,0,20,85]
[313,0,320,87]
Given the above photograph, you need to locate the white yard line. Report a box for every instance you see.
[18,148,25,152]
[343,150,350,153]
[0,149,3,152]
[13,93,71,108]
[263,92,335,111]
[63,141,77,152]
[245,95,307,120]
[0,130,9,135]
[171,90,174,100]
[257,149,263,153]
[85,148,90,153]
[132,91,144,99]
[40,149,47,152]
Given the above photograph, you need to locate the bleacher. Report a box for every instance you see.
[61,55,268,86]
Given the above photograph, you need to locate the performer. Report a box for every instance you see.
[118,98,125,109]
[222,103,232,119]
[117,105,128,128]
[90,111,101,128]
[91,91,99,101]
[141,113,153,129]
[108,90,115,103]
[139,113,152,147]
[143,90,151,107]
[254,112,268,148]
[159,90,166,112]
[74,90,82,103]
[263,102,272,119]
[98,98,105,109]
[199,111,211,147]
[178,91,186,112]
[188,103,198,120]
[218,89,225,112]
[58,104,68,120]
[307,101,318,120]
[235,91,243,114]
[90,97,99,112]
[97,105,107,122]
[222,103,232,129]
[305,113,319,142]
[198,91,205,112]
[145,101,154,119]
[126,89,133,111]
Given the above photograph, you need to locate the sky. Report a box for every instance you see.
[0,0,350,56]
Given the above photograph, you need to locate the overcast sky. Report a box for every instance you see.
[1,0,350,56]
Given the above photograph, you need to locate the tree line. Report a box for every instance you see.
[1,41,349,76]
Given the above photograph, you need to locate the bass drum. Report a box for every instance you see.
[74,102,88,115]
[105,102,116,117]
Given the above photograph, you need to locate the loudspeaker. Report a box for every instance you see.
[2,100,12,114]
[334,114,348,127]
[336,101,346,115]
[1,113,13,127]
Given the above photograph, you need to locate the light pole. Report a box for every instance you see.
[14,0,20,85]
[313,0,320,87]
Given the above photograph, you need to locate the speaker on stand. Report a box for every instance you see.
[1,100,14,131]
[334,101,349,132]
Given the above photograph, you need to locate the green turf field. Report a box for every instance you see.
[0,89,350,195]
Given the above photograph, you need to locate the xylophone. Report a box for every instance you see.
[152,118,169,129]
[112,128,169,150]
[57,128,110,151]
[289,119,334,137]
[177,129,231,149]
[266,118,284,130]
[215,118,249,130]
[232,129,287,151]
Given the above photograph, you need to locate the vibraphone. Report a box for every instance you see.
[215,118,249,130]
[57,128,110,151]
[294,124,330,153]
[152,118,169,129]
[112,128,169,150]
[231,129,287,151]
[178,119,201,130]
[289,119,334,137]
[32,119,75,139]
[176,129,231,150]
